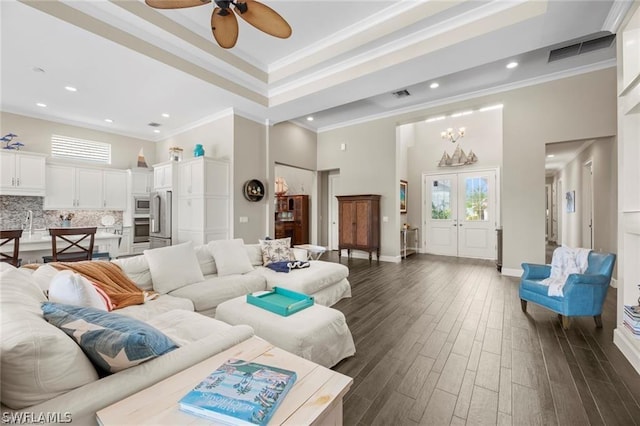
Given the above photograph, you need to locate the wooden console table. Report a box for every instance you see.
[96,336,352,425]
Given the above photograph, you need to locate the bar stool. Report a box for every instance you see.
[0,229,23,267]
[44,227,97,263]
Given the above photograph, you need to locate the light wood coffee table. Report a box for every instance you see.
[96,336,352,425]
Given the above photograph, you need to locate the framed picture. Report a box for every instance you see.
[566,190,575,213]
[400,180,408,213]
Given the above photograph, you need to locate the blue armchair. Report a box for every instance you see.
[519,251,616,329]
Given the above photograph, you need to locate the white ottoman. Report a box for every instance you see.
[215,296,356,368]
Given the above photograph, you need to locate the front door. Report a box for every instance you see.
[424,170,497,259]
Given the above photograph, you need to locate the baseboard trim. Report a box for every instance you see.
[338,250,400,263]
[614,328,640,375]
[501,267,522,277]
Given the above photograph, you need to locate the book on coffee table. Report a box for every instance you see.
[178,359,297,425]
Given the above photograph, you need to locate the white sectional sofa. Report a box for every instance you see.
[0,239,352,424]
[0,264,254,426]
[112,241,351,318]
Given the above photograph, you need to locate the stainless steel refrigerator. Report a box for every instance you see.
[149,190,172,249]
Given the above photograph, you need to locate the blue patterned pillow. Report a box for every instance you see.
[41,302,177,374]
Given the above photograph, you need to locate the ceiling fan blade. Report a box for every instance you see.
[234,0,292,39]
[145,0,211,9]
[211,7,239,49]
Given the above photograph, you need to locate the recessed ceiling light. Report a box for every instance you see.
[161,113,170,118]
[65,86,77,92]
[506,61,518,69]
[306,116,314,121]
[430,82,439,89]
[153,129,161,134]
[104,118,113,123]
[36,102,47,108]
[547,154,555,158]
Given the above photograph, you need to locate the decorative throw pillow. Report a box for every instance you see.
[111,255,153,291]
[30,264,60,294]
[48,270,112,311]
[259,237,293,265]
[207,239,254,277]
[144,241,204,294]
[41,302,177,373]
[194,244,217,275]
[265,260,311,273]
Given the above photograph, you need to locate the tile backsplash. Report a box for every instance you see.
[0,196,123,231]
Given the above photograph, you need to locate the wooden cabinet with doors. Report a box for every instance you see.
[337,194,381,262]
[274,195,309,245]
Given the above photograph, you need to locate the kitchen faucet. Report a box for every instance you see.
[24,210,33,236]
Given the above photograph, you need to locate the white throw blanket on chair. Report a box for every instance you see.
[541,246,591,297]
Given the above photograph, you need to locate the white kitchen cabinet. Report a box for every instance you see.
[103,170,127,209]
[153,163,174,190]
[45,165,126,210]
[117,226,132,257]
[177,157,230,244]
[130,169,153,194]
[0,151,46,196]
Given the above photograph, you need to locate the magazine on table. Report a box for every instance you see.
[179,359,297,425]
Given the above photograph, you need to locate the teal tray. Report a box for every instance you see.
[246,287,314,316]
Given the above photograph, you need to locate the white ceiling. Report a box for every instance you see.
[0,0,631,142]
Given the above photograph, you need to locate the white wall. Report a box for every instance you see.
[0,112,157,169]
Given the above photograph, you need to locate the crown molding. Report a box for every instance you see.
[317,59,616,133]
[159,108,235,141]
[1,106,156,142]
[601,0,634,33]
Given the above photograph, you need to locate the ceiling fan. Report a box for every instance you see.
[145,0,292,49]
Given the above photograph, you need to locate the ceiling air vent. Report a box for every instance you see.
[392,89,410,98]
[148,122,161,127]
[548,34,615,62]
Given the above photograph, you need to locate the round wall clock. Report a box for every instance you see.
[243,179,265,202]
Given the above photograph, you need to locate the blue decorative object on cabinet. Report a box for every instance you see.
[193,144,204,157]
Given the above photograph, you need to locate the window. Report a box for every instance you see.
[51,135,111,164]
[465,177,488,221]
[431,179,452,219]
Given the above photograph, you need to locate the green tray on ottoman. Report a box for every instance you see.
[246,287,314,316]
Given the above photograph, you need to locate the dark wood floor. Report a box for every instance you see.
[327,252,640,426]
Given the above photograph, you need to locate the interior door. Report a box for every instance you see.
[425,173,458,256]
[457,171,496,259]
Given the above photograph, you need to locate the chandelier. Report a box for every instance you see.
[441,127,465,143]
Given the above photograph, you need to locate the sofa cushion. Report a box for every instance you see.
[145,309,240,346]
[1,266,99,410]
[259,237,293,265]
[29,264,59,294]
[245,243,264,266]
[168,274,266,313]
[48,270,112,311]
[208,239,253,277]
[144,241,204,294]
[42,303,178,374]
[117,294,194,322]
[111,255,152,291]
[194,244,217,275]
[248,261,349,296]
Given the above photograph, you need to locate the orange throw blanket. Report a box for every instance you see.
[46,261,156,309]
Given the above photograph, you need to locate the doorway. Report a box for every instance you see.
[582,161,594,249]
[328,173,340,250]
[423,169,498,259]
